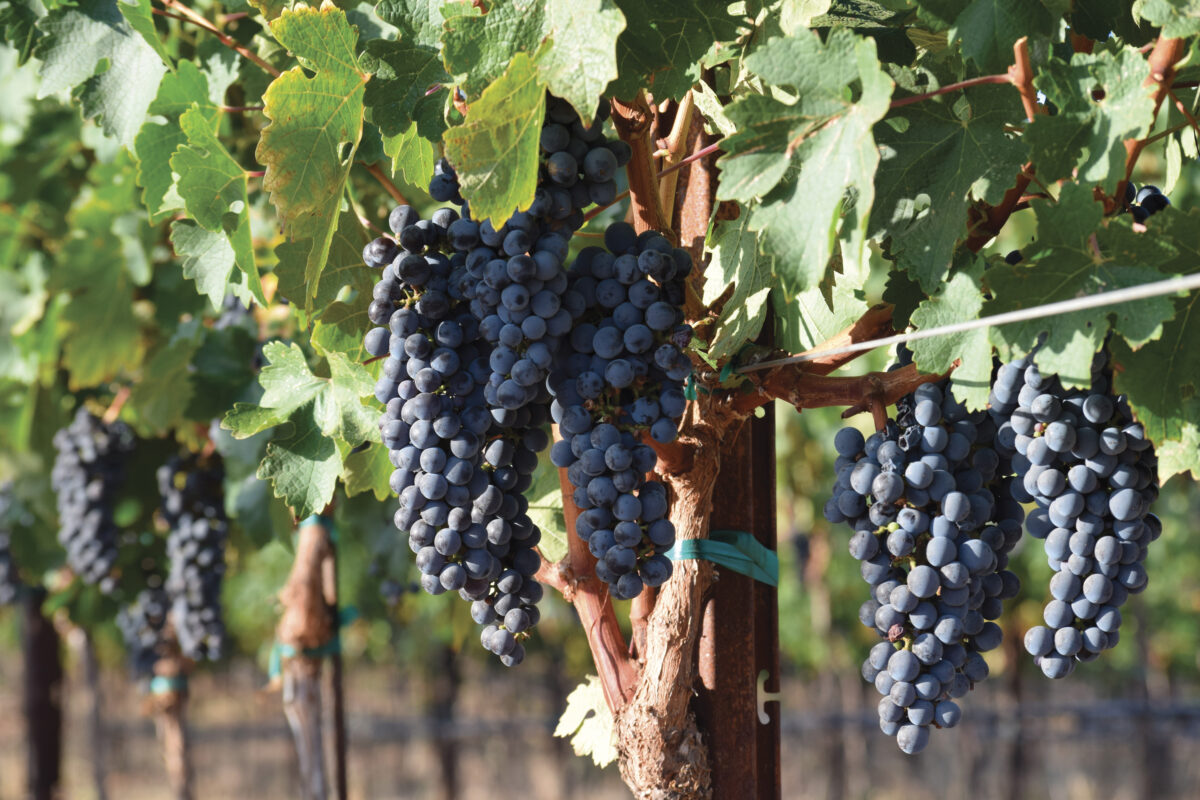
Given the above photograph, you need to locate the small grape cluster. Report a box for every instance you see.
[548,222,693,599]
[363,203,547,666]
[826,368,1024,754]
[51,408,137,592]
[158,453,228,661]
[0,484,21,606]
[1123,182,1170,224]
[117,587,169,676]
[989,353,1159,678]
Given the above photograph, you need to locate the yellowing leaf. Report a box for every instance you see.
[256,4,369,305]
[443,52,545,228]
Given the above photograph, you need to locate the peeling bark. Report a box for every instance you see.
[614,404,743,799]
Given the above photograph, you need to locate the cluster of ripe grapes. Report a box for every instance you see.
[991,353,1159,678]
[825,350,1158,753]
[158,453,229,662]
[1123,182,1170,223]
[51,409,137,593]
[117,586,169,676]
[361,96,691,662]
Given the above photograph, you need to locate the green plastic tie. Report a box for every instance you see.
[149,675,188,695]
[299,513,337,542]
[685,373,698,401]
[268,605,358,679]
[665,529,779,587]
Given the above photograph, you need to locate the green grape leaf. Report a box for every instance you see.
[256,404,342,518]
[247,0,288,21]
[0,0,46,64]
[554,675,618,767]
[1026,49,1157,191]
[117,0,172,67]
[170,219,238,310]
[382,123,437,187]
[781,0,834,31]
[34,0,168,147]
[443,52,545,228]
[772,249,870,354]
[275,210,372,318]
[526,454,566,562]
[1150,423,1200,482]
[135,62,218,224]
[256,342,326,414]
[257,4,368,303]
[341,441,392,499]
[311,299,369,359]
[702,208,771,360]
[609,0,744,100]
[951,0,1057,72]
[361,37,450,139]
[985,185,1180,386]
[224,341,377,445]
[719,29,893,295]
[441,0,625,120]
[872,85,1027,291]
[316,352,379,446]
[1112,299,1200,481]
[57,235,145,389]
[1136,0,1200,37]
[185,325,259,421]
[172,106,267,306]
[375,0,447,45]
[128,336,200,431]
[909,261,993,410]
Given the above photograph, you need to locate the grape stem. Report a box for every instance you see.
[156,0,282,78]
[964,37,1041,251]
[362,163,409,206]
[656,91,696,232]
[1118,35,1188,206]
[888,74,1013,109]
[101,387,131,425]
[610,92,673,239]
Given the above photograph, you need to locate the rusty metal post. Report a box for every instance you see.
[694,401,780,799]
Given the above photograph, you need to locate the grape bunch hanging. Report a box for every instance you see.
[51,408,136,593]
[824,350,1159,754]
[360,95,692,663]
[158,452,229,662]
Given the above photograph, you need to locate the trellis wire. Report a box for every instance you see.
[737,273,1200,374]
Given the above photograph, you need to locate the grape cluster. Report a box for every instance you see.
[447,96,631,416]
[547,222,693,599]
[362,204,547,666]
[0,484,21,606]
[51,408,136,592]
[1124,182,1171,224]
[826,372,1024,754]
[362,94,687,657]
[158,453,228,661]
[117,587,169,676]
[989,353,1160,678]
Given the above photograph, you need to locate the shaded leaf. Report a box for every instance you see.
[872,85,1027,290]
[257,5,368,304]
